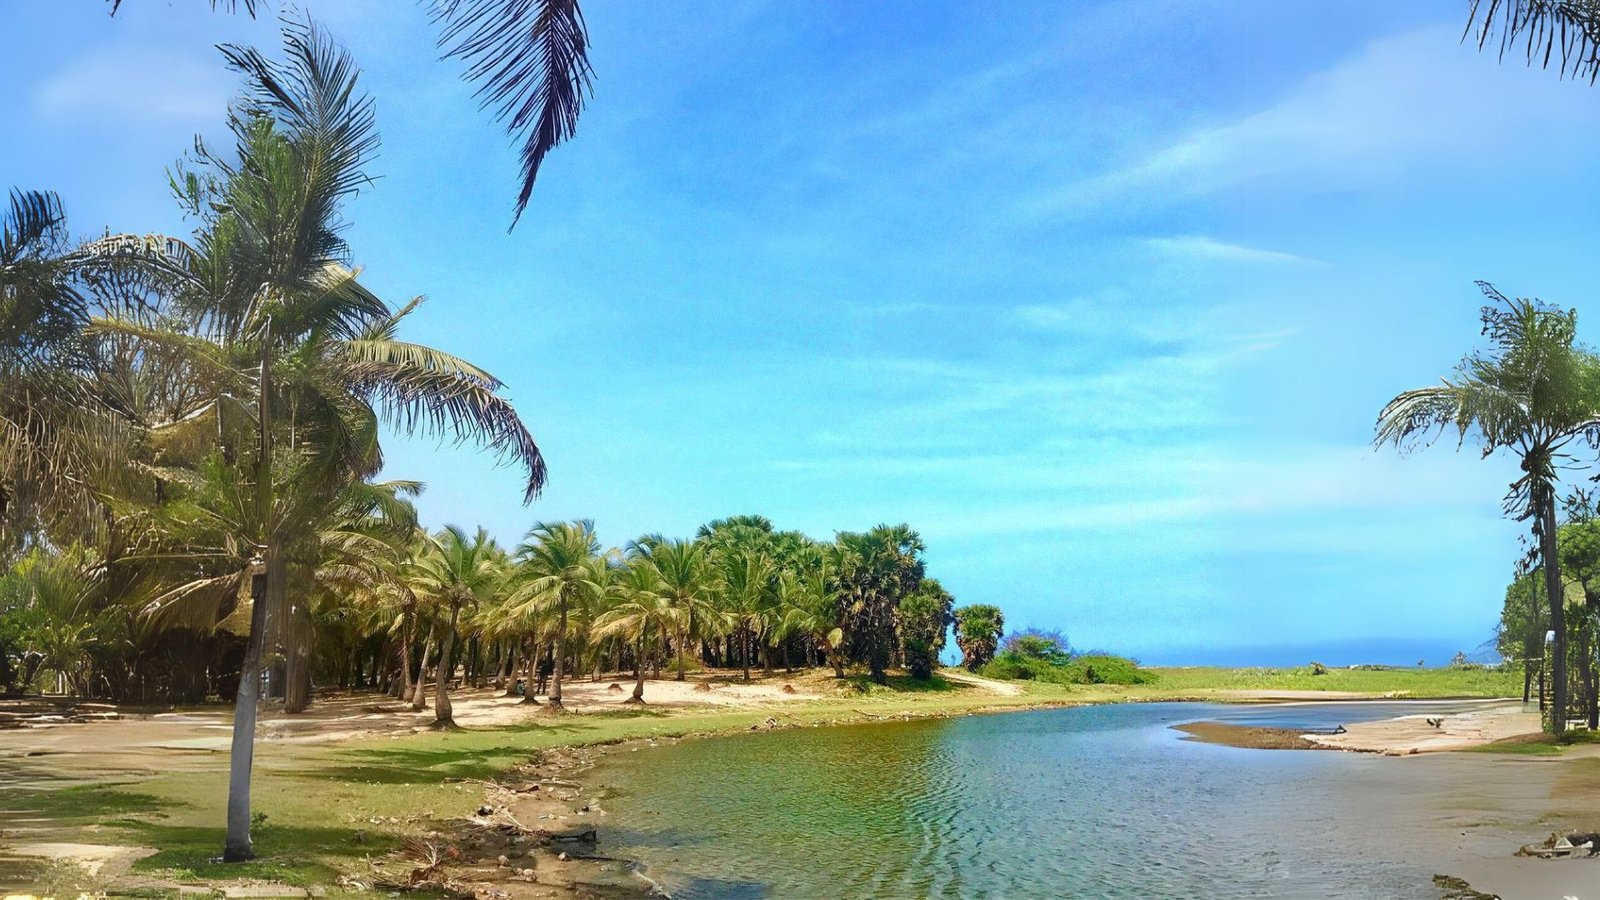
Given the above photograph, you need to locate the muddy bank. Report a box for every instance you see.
[1173,721,1323,749]
[413,745,659,898]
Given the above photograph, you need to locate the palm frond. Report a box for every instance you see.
[337,342,545,502]
[432,0,592,227]
[220,16,379,204]
[1466,0,1600,83]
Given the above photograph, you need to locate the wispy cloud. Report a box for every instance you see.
[34,49,229,124]
[1143,235,1323,266]
[1031,24,1595,217]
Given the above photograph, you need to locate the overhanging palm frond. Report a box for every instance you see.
[107,0,262,13]
[1466,0,1600,83]
[336,340,545,501]
[1,189,88,372]
[432,0,592,227]
[1,189,68,262]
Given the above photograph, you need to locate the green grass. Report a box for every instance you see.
[1140,665,1523,698]
[1466,728,1600,755]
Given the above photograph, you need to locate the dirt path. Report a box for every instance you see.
[939,669,1025,696]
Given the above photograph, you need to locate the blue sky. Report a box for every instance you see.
[7,1,1600,665]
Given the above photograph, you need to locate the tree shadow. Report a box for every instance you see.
[121,822,375,886]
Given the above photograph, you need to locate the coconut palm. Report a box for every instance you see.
[510,521,606,709]
[636,538,717,681]
[717,548,775,681]
[0,189,132,556]
[1376,282,1600,734]
[407,526,506,728]
[69,23,549,861]
[592,552,673,702]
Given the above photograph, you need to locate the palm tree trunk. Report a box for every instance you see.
[519,641,540,704]
[223,329,276,863]
[741,625,750,681]
[501,641,518,696]
[676,628,687,681]
[412,630,433,711]
[1587,600,1600,730]
[627,629,647,704]
[283,586,312,713]
[222,559,272,862]
[434,603,460,728]
[548,601,567,709]
[1541,487,1569,734]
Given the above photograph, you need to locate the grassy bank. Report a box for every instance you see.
[1142,665,1523,698]
[0,666,1524,894]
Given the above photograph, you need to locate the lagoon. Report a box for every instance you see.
[589,701,1521,898]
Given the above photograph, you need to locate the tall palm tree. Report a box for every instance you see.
[1376,282,1600,734]
[407,526,505,728]
[73,23,549,861]
[510,521,605,709]
[638,538,717,681]
[592,552,673,702]
[717,548,774,682]
[108,1,592,228]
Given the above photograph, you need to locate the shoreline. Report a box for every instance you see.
[0,669,1557,896]
[438,695,1569,898]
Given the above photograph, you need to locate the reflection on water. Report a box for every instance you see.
[589,702,1509,899]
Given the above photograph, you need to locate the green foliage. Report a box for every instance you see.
[982,652,1154,686]
[833,525,925,684]
[952,604,1003,671]
[896,578,952,679]
[1003,627,1071,663]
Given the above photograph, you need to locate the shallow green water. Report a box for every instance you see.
[588,701,1501,898]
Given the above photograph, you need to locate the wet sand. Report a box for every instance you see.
[1175,702,1600,898]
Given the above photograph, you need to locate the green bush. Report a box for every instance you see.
[979,651,1154,686]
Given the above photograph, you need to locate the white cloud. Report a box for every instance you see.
[1143,235,1323,266]
[1033,24,1596,216]
[35,49,230,124]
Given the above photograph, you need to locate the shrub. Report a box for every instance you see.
[1003,628,1071,662]
[979,651,1154,686]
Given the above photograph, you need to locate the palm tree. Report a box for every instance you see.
[69,23,549,861]
[1376,282,1600,734]
[108,1,592,228]
[834,525,925,684]
[407,526,505,728]
[638,538,717,681]
[510,521,605,710]
[592,552,673,702]
[0,189,129,556]
[717,548,774,682]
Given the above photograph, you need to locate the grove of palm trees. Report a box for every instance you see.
[0,19,1008,867]
[11,1,1600,897]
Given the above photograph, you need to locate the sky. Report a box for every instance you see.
[6,1,1600,666]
